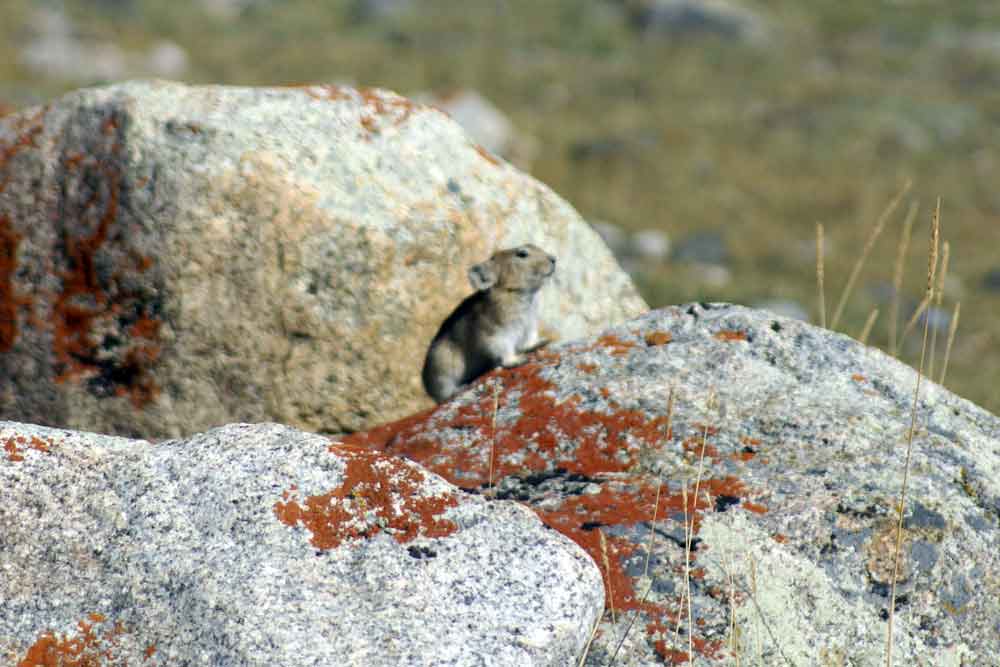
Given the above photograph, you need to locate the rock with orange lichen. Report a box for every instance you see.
[346,302,1000,665]
[0,421,603,666]
[0,80,645,440]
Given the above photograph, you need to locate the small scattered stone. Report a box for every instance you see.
[672,230,729,265]
[983,268,1000,292]
[631,228,671,261]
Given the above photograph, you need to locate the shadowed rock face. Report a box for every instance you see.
[0,80,646,438]
[346,303,1000,665]
[0,421,603,665]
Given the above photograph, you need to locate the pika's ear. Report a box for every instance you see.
[468,260,498,291]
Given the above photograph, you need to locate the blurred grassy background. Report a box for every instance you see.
[2,0,998,412]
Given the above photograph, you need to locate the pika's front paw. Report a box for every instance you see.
[520,338,550,354]
[501,353,528,368]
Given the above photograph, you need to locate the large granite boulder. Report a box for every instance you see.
[0,80,645,438]
[0,421,603,665]
[347,303,1000,665]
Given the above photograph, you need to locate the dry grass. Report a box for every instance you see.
[859,307,879,346]
[889,202,918,355]
[927,240,950,381]
[885,197,940,666]
[939,301,961,387]
[816,222,826,329]
[830,179,911,331]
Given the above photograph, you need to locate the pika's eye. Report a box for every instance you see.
[515,248,529,259]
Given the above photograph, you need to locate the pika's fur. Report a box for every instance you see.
[422,244,556,403]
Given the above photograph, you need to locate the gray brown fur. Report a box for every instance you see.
[422,244,556,403]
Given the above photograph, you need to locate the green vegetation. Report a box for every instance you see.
[3,0,998,411]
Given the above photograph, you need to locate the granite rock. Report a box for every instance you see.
[0,421,603,665]
[0,80,645,438]
[348,303,1000,665]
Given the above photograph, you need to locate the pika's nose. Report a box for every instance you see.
[548,254,556,266]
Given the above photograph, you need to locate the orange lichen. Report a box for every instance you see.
[345,357,766,663]
[536,476,744,663]
[273,444,459,550]
[852,374,866,382]
[772,533,788,544]
[474,144,500,166]
[301,84,352,102]
[742,501,768,514]
[576,362,598,373]
[18,613,128,667]
[714,330,747,342]
[346,363,673,487]
[644,331,672,346]
[595,334,638,356]
[3,435,53,462]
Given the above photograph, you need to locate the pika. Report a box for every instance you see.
[422,244,557,403]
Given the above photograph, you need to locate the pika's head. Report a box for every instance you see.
[468,244,556,293]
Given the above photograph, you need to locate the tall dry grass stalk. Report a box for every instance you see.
[675,484,691,654]
[927,240,950,381]
[748,554,763,664]
[897,294,931,354]
[859,308,879,345]
[725,550,740,666]
[608,388,676,666]
[890,202,918,355]
[600,530,617,628]
[886,197,939,667]
[680,393,717,663]
[831,179,912,330]
[577,614,601,667]
[816,222,826,329]
[939,302,961,387]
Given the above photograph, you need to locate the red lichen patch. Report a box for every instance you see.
[346,358,765,663]
[474,144,500,166]
[595,334,638,357]
[536,476,746,663]
[742,501,768,514]
[733,436,760,462]
[644,331,672,346]
[46,110,162,408]
[772,533,788,544]
[346,362,673,488]
[713,330,747,342]
[681,426,722,463]
[301,84,353,102]
[273,443,459,550]
[0,214,31,351]
[577,362,598,374]
[298,85,423,137]
[852,374,866,382]
[17,612,129,667]
[3,435,53,462]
